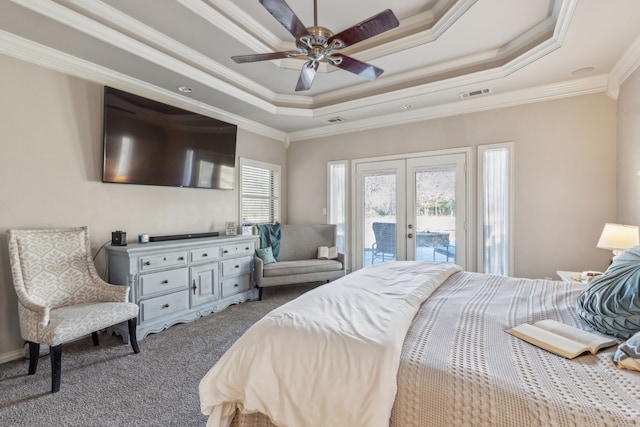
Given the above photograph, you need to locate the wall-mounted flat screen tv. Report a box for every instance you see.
[102,86,237,190]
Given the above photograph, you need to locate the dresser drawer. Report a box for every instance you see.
[139,268,188,298]
[221,275,251,297]
[221,256,252,277]
[140,290,189,323]
[139,251,188,272]
[190,246,220,263]
[221,241,255,258]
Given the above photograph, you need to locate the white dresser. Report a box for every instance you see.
[106,234,258,341]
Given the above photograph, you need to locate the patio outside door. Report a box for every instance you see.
[354,153,466,270]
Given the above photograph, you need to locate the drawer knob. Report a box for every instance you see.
[203,253,208,257]
[234,283,239,287]
[223,250,228,254]
[144,261,151,266]
[162,304,170,309]
[178,256,185,261]
[245,247,250,250]
[235,265,240,269]
[161,280,169,284]
[163,257,167,261]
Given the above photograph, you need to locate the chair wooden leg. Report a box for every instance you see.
[258,287,263,301]
[128,318,140,354]
[92,331,100,346]
[27,341,39,375]
[50,344,62,393]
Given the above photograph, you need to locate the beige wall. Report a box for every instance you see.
[0,54,287,360]
[0,50,631,362]
[617,66,640,225]
[287,93,617,279]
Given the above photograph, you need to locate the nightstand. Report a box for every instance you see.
[556,270,583,283]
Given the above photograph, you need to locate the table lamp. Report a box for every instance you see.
[596,223,639,259]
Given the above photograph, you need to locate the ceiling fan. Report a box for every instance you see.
[231,0,399,91]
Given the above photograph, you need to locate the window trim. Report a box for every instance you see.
[239,157,281,225]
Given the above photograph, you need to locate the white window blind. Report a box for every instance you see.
[240,158,280,225]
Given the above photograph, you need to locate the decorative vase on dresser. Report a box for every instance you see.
[106,234,257,342]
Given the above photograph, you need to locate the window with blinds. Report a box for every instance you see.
[239,158,281,225]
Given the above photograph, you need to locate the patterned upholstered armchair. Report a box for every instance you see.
[7,226,140,393]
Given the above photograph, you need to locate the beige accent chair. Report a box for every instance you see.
[7,226,140,393]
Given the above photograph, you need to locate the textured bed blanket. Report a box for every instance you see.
[391,271,640,426]
[199,261,461,427]
[225,268,640,427]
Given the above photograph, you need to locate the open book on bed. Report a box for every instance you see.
[507,319,616,359]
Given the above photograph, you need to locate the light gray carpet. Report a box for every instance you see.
[0,283,318,427]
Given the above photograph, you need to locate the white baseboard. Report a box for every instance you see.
[0,349,25,365]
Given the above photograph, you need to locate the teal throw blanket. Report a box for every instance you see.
[256,223,282,261]
[577,245,640,339]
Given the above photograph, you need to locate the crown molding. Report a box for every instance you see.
[179,0,282,51]
[607,34,640,99]
[0,0,613,149]
[0,29,288,145]
[0,27,606,148]
[13,0,575,119]
[13,0,280,113]
[286,74,608,142]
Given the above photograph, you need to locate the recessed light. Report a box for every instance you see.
[177,85,193,93]
[570,66,595,77]
[400,104,412,110]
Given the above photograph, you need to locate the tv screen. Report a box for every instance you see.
[102,86,237,189]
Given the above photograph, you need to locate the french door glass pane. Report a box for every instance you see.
[414,167,456,263]
[363,172,397,266]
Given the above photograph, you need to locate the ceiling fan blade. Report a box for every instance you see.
[328,54,384,81]
[232,50,302,63]
[295,61,319,91]
[260,0,311,40]
[328,9,399,48]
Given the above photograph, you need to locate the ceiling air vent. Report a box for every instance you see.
[459,88,491,99]
[327,117,345,123]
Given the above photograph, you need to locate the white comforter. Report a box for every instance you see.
[199,261,462,427]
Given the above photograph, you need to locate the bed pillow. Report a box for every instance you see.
[613,330,640,371]
[576,245,640,339]
[255,247,277,265]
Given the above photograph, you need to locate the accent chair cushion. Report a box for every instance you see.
[263,259,343,278]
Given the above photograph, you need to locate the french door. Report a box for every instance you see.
[354,152,467,270]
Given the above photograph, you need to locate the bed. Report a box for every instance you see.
[199,261,640,427]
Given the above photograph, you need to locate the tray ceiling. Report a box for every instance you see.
[1,0,639,144]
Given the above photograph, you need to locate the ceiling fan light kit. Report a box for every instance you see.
[231,0,399,91]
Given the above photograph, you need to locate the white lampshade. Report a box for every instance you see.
[597,223,639,256]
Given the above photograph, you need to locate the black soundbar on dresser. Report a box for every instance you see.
[148,232,220,242]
